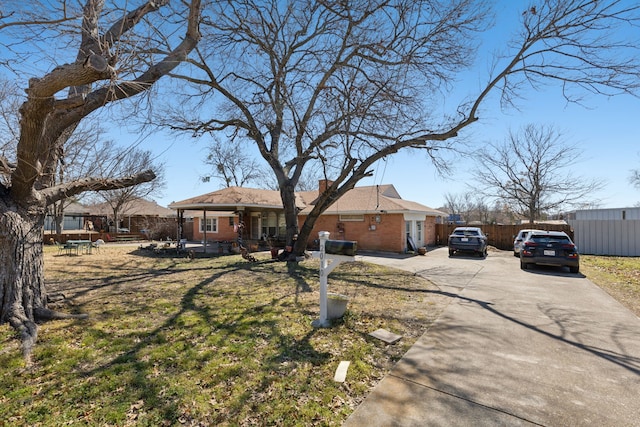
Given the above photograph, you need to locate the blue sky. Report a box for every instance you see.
[4,2,638,211]
[148,2,640,211]
[150,87,640,211]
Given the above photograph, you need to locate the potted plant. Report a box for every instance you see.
[327,293,349,319]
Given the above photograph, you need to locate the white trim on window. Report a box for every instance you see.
[199,217,218,233]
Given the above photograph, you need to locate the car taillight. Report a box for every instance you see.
[521,243,534,256]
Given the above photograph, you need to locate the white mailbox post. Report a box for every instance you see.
[311,231,355,327]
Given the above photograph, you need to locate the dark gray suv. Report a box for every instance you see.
[519,230,580,273]
[448,227,488,257]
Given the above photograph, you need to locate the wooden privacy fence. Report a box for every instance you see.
[435,224,574,251]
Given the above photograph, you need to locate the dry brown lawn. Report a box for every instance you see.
[2,245,637,426]
[0,244,452,426]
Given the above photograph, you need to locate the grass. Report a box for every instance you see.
[0,245,451,426]
[580,255,640,317]
[1,247,637,426]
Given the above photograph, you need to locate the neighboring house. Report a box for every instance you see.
[85,198,177,237]
[44,201,90,231]
[568,207,640,256]
[168,181,446,253]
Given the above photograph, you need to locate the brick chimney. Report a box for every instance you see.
[318,179,334,194]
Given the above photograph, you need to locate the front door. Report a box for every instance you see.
[405,219,424,251]
[416,220,424,247]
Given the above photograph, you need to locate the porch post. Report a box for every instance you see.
[203,210,207,254]
[177,209,183,241]
[318,231,329,327]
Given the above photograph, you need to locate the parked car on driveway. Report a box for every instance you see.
[513,229,543,257]
[519,230,580,273]
[448,227,488,257]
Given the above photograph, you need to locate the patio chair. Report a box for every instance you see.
[92,239,105,253]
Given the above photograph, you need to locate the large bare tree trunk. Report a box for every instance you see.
[0,198,50,363]
[0,197,87,364]
[280,184,300,259]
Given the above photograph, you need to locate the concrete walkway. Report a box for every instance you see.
[344,248,640,426]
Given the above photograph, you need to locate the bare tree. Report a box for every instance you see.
[470,124,604,222]
[48,123,119,234]
[202,137,331,191]
[630,166,640,207]
[443,192,473,223]
[164,0,639,258]
[0,0,201,364]
[444,191,504,224]
[1,79,108,233]
[201,137,263,188]
[631,157,640,189]
[1,90,161,235]
[90,147,166,232]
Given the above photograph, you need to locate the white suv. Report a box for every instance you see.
[513,229,542,257]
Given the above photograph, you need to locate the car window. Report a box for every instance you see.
[530,235,571,244]
[453,229,480,236]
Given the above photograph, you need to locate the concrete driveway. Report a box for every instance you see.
[345,247,640,426]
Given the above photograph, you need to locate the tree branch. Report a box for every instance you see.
[83,0,202,106]
[0,155,15,175]
[41,169,156,206]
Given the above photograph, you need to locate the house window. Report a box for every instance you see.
[200,217,218,233]
[229,217,235,226]
[262,212,278,237]
[339,214,364,222]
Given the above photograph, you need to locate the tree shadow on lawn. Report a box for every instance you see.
[56,259,330,423]
[38,251,461,423]
[34,251,640,424]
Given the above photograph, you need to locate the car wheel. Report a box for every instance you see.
[513,251,518,257]
[520,261,528,270]
[569,265,580,274]
[449,249,454,256]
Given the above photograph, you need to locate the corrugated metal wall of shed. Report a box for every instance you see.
[569,220,640,256]
[575,207,640,220]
